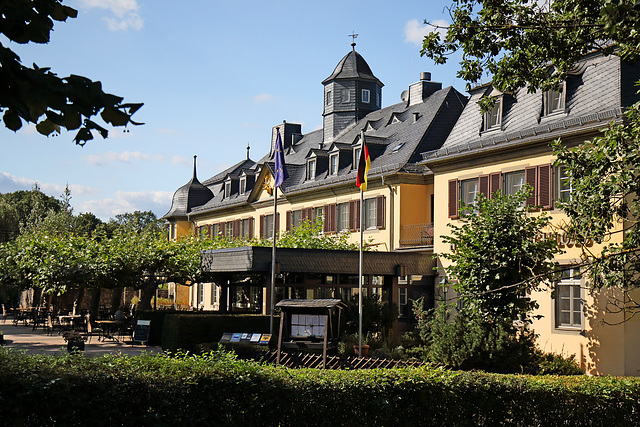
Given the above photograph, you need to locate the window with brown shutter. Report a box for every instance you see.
[376,195,386,229]
[259,215,265,238]
[349,200,360,231]
[479,175,489,198]
[233,219,241,238]
[537,164,552,209]
[524,167,537,206]
[324,204,337,233]
[489,172,502,198]
[249,217,255,238]
[286,210,292,231]
[220,221,226,237]
[448,179,458,218]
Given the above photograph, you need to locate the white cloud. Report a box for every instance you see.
[0,171,99,199]
[83,151,167,166]
[252,93,274,103]
[79,190,173,220]
[404,19,448,46]
[76,0,143,31]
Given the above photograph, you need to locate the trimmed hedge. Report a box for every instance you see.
[0,348,639,426]
[160,313,270,352]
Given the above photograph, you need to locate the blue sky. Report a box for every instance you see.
[1,0,466,221]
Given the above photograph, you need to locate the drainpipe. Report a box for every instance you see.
[382,175,395,251]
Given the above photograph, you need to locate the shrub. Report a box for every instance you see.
[0,348,634,426]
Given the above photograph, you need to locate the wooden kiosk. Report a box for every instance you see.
[275,299,347,369]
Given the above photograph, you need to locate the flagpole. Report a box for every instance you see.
[270,185,277,336]
[358,187,364,358]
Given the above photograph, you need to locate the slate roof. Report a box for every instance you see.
[200,246,436,275]
[185,86,466,217]
[163,157,215,220]
[321,49,384,87]
[421,53,640,164]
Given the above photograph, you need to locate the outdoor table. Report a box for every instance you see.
[58,315,82,331]
[95,320,124,342]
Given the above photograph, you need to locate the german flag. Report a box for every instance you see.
[356,134,370,191]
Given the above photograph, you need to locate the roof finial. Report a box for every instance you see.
[192,155,197,180]
[246,142,250,159]
[349,31,358,50]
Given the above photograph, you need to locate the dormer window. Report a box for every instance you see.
[329,153,339,175]
[224,181,232,198]
[239,177,246,194]
[483,98,502,131]
[353,147,361,170]
[307,159,317,180]
[544,84,566,115]
[362,89,370,103]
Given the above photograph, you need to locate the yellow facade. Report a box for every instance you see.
[432,149,640,376]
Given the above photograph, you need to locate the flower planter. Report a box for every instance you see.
[353,344,370,357]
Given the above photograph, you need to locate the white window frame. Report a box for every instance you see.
[239,177,246,195]
[544,83,566,116]
[264,213,274,239]
[398,288,408,317]
[555,267,583,329]
[292,210,302,228]
[224,181,232,198]
[483,98,502,131]
[225,222,233,237]
[353,147,361,170]
[557,164,572,203]
[459,178,479,212]
[329,153,339,175]
[364,198,377,229]
[503,171,525,196]
[362,89,370,103]
[307,159,316,180]
[241,218,251,237]
[337,202,349,231]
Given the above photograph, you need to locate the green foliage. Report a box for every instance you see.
[441,190,560,322]
[0,186,63,241]
[420,302,539,373]
[552,103,640,296]
[0,0,142,144]
[343,293,398,337]
[0,348,631,426]
[421,0,640,106]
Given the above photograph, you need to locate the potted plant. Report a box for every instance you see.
[353,333,370,357]
[62,331,86,352]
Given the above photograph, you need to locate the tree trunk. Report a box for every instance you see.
[138,282,158,311]
[73,286,85,315]
[90,288,102,317]
[110,287,124,313]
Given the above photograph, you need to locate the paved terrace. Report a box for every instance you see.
[0,322,162,357]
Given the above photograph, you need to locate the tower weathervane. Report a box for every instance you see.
[349,32,358,49]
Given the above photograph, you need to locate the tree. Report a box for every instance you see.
[421,0,640,99]
[0,0,142,144]
[421,0,640,312]
[551,106,640,316]
[0,186,63,242]
[441,190,560,321]
[422,190,560,371]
